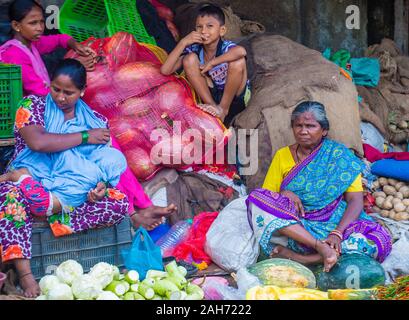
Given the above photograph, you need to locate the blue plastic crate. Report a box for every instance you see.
[31,217,132,280]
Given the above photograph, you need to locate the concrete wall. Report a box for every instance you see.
[207,0,368,56]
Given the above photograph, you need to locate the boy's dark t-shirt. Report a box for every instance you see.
[183,39,249,126]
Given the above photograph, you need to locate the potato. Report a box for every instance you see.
[399,186,409,198]
[380,210,390,218]
[372,206,381,213]
[394,202,406,213]
[395,182,406,191]
[378,177,388,186]
[388,210,396,220]
[398,120,408,129]
[387,178,398,186]
[395,212,409,221]
[392,198,402,206]
[383,200,393,210]
[395,192,404,200]
[372,180,380,190]
[402,199,409,207]
[383,185,397,196]
[386,195,394,202]
[373,191,386,198]
[375,197,385,208]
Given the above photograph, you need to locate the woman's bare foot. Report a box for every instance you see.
[270,245,297,260]
[316,241,338,272]
[19,273,40,298]
[0,168,31,183]
[131,204,177,230]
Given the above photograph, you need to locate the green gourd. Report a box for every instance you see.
[312,253,385,291]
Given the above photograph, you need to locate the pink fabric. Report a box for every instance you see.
[0,35,72,96]
[19,176,50,217]
[111,136,153,213]
[363,143,409,162]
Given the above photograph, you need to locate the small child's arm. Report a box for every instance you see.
[200,45,247,75]
[160,31,204,75]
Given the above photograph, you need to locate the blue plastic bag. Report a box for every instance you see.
[122,227,163,280]
[371,159,409,182]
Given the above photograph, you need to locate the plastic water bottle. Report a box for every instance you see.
[156,219,192,257]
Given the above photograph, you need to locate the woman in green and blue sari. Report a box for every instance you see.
[247,101,392,272]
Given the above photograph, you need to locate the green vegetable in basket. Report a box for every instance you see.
[121,280,130,293]
[153,279,180,299]
[124,270,139,284]
[165,261,187,289]
[55,260,84,286]
[89,262,116,288]
[146,270,167,280]
[47,283,74,300]
[39,275,61,295]
[141,278,156,287]
[130,283,139,292]
[178,266,188,277]
[138,283,155,299]
[96,291,121,300]
[105,280,128,296]
[71,274,103,300]
[186,284,204,300]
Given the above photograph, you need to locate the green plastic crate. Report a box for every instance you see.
[59,0,109,42]
[0,64,22,138]
[105,0,156,45]
[59,0,156,45]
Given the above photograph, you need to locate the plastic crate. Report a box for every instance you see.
[105,0,156,45]
[31,217,133,280]
[59,0,109,42]
[0,64,22,138]
[59,0,156,45]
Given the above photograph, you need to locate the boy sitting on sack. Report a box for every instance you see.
[161,3,250,126]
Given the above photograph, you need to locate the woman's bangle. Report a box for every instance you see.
[81,131,89,144]
[330,229,343,240]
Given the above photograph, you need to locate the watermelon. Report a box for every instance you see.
[247,258,316,289]
[312,253,386,291]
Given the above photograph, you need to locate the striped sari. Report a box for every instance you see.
[246,139,392,262]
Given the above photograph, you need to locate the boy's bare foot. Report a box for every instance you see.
[315,241,338,272]
[197,104,226,121]
[131,204,177,230]
[19,273,41,298]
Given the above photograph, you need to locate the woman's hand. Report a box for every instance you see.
[88,182,106,203]
[324,234,342,255]
[281,190,305,217]
[87,128,110,145]
[72,41,96,57]
[74,54,96,71]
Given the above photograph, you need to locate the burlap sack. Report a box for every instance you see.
[363,39,409,144]
[234,35,363,191]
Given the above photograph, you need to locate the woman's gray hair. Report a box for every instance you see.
[290,101,330,131]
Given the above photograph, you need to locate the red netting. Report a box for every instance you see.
[65,32,229,181]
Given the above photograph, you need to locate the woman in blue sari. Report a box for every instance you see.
[247,101,392,272]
